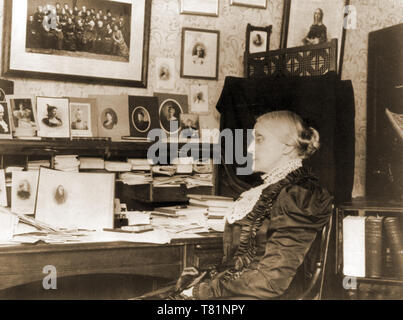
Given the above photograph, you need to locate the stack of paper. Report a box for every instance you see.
[79,157,105,170]
[54,155,80,172]
[119,172,152,185]
[27,160,51,171]
[153,175,187,187]
[185,174,213,188]
[128,158,153,171]
[105,161,132,172]
[152,166,176,176]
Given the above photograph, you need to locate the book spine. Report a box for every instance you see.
[365,216,384,278]
[384,217,403,278]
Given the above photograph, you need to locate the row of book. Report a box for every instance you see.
[343,215,403,279]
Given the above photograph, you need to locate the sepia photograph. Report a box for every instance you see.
[179,113,200,140]
[128,95,158,138]
[0,102,12,139]
[70,102,92,137]
[36,96,70,137]
[190,84,209,113]
[155,57,175,90]
[6,95,38,137]
[181,28,219,80]
[11,171,39,215]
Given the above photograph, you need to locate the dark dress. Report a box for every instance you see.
[190,168,333,299]
[305,24,327,44]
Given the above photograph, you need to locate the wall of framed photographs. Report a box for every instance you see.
[0,0,283,134]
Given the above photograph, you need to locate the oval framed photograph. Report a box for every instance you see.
[102,108,118,130]
[131,106,151,133]
[159,99,183,134]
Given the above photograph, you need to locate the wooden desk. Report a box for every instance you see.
[0,234,223,298]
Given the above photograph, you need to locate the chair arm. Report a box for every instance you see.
[296,264,323,300]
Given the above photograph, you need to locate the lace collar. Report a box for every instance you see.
[226,159,303,224]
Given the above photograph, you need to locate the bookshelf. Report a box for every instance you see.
[336,199,403,299]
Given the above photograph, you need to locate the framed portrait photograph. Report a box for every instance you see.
[154,93,188,135]
[179,113,200,141]
[0,102,13,139]
[246,24,272,54]
[180,28,220,80]
[180,0,219,17]
[11,170,39,215]
[2,0,152,88]
[68,97,98,138]
[156,58,175,91]
[90,95,130,141]
[230,0,268,9]
[190,84,209,113]
[128,96,159,138]
[280,0,349,72]
[36,96,70,138]
[6,95,38,138]
[35,168,115,230]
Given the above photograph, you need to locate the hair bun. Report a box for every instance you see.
[297,126,320,159]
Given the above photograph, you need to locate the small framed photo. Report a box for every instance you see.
[190,85,209,113]
[280,0,348,72]
[37,97,70,138]
[154,93,188,135]
[181,28,220,80]
[230,0,268,9]
[246,24,272,54]
[0,102,12,139]
[69,102,92,138]
[6,95,38,138]
[179,113,200,141]
[11,170,39,215]
[180,0,219,17]
[156,58,175,91]
[128,96,159,138]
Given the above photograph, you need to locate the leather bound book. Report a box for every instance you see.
[365,216,384,278]
[384,217,403,279]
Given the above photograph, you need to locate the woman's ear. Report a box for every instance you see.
[282,144,295,156]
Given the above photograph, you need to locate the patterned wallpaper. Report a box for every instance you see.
[0,0,283,131]
[0,0,401,198]
[342,0,403,197]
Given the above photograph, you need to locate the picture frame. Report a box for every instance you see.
[69,99,95,138]
[230,0,268,9]
[280,0,349,73]
[179,113,200,141]
[2,0,152,88]
[180,28,220,80]
[90,95,130,141]
[0,101,13,139]
[6,95,38,138]
[180,0,219,17]
[11,170,39,215]
[154,93,188,135]
[35,168,115,230]
[36,96,70,138]
[190,84,209,113]
[128,96,159,138]
[246,24,272,54]
[155,58,175,91]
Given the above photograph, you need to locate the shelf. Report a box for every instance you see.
[339,199,403,212]
[355,277,403,285]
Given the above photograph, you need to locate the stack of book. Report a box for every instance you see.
[128,158,152,171]
[119,172,152,185]
[79,157,105,170]
[188,194,234,220]
[343,215,403,279]
[54,155,80,172]
[27,160,51,171]
[104,161,132,172]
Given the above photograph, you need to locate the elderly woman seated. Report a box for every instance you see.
[141,110,333,300]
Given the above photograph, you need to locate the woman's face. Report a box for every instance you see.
[248,121,288,173]
[106,112,113,122]
[314,9,323,23]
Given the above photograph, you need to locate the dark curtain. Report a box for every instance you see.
[216,72,355,204]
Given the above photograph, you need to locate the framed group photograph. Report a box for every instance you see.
[36,97,70,138]
[246,24,272,54]
[180,28,220,80]
[230,0,268,9]
[180,0,219,17]
[2,0,152,87]
[154,93,188,135]
[280,0,349,73]
[6,95,38,138]
[128,96,159,138]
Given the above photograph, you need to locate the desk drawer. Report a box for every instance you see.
[194,242,223,268]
